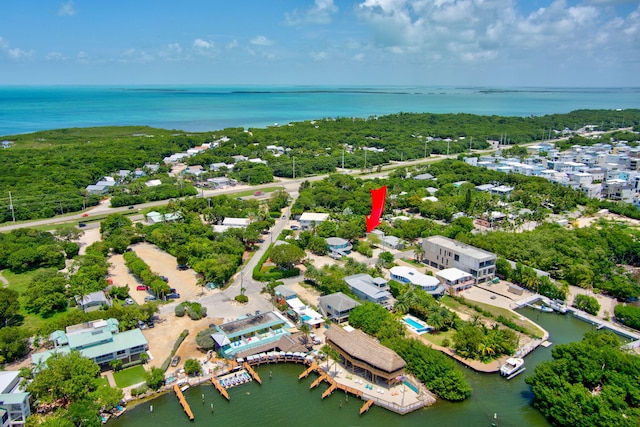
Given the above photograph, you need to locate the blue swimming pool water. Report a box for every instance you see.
[403,317,425,330]
[302,315,311,321]
[404,381,419,394]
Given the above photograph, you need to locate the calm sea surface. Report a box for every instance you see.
[1,86,639,137]
[109,309,602,427]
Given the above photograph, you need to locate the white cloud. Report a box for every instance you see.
[285,0,338,25]
[45,51,66,61]
[353,53,365,61]
[193,38,214,50]
[0,36,33,60]
[250,35,274,46]
[354,0,640,72]
[58,0,76,17]
[311,51,328,61]
[226,40,239,49]
[8,48,33,60]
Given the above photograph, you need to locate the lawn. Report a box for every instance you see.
[113,365,147,388]
[2,267,72,332]
[420,329,456,347]
[441,295,545,338]
[234,186,284,197]
[96,375,111,388]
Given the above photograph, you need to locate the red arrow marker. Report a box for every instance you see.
[366,185,387,233]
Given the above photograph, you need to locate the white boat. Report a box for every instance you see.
[530,304,554,313]
[549,300,568,314]
[500,357,524,376]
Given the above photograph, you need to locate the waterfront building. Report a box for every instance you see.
[31,319,148,368]
[435,268,475,294]
[0,371,30,427]
[211,311,295,359]
[422,235,496,284]
[389,266,445,297]
[324,324,406,385]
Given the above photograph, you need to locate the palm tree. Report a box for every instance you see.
[321,345,341,376]
[413,244,425,264]
[299,323,311,346]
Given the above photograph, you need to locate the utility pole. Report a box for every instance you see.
[292,157,296,180]
[424,139,428,158]
[342,149,345,172]
[364,149,367,170]
[447,140,450,157]
[8,191,15,222]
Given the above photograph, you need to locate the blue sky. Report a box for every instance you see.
[1,0,639,86]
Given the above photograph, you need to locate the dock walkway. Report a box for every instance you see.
[243,362,262,384]
[173,384,194,420]
[210,377,230,400]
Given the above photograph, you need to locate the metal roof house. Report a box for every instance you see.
[318,292,360,323]
[344,274,394,309]
[75,291,111,312]
[435,268,475,294]
[0,371,30,427]
[31,319,148,368]
[389,266,445,297]
[299,212,330,230]
[211,311,294,359]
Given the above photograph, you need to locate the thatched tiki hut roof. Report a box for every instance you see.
[324,324,406,384]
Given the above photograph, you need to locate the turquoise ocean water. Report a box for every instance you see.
[1,86,639,137]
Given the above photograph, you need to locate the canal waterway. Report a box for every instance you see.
[109,308,603,427]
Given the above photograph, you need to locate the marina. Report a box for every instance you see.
[109,306,630,427]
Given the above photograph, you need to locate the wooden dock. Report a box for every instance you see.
[243,362,262,385]
[309,374,327,389]
[298,362,319,379]
[211,377,230,400]
[321,384,337,399]
[173,384,194,421]
[336,383,363,397]
[360,399,375,414]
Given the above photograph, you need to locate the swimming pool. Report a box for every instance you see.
[403,316,430,333]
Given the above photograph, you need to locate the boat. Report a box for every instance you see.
[500,357,524,376]
[549,300,568,314]
[180,384,190,392]
[530,304,554,313]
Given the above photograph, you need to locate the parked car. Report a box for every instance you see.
[171,355,181,367]
[169,288,176,293]
[136,285,148,291]
[160,275,169,283]
[128,205,135,209]
[137,320,146,330]
[176,264,189,270]
[166,293,180,299]
[146,319,155,328]
[144,295,157,302]
[78,222,87,228]
[124,298,134,305]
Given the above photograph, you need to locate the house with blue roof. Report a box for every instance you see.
[211,311,295,359]
[31,319,148,369]
[0,371,30,427]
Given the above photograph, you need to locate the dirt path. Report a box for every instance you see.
[77,228,101,255]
